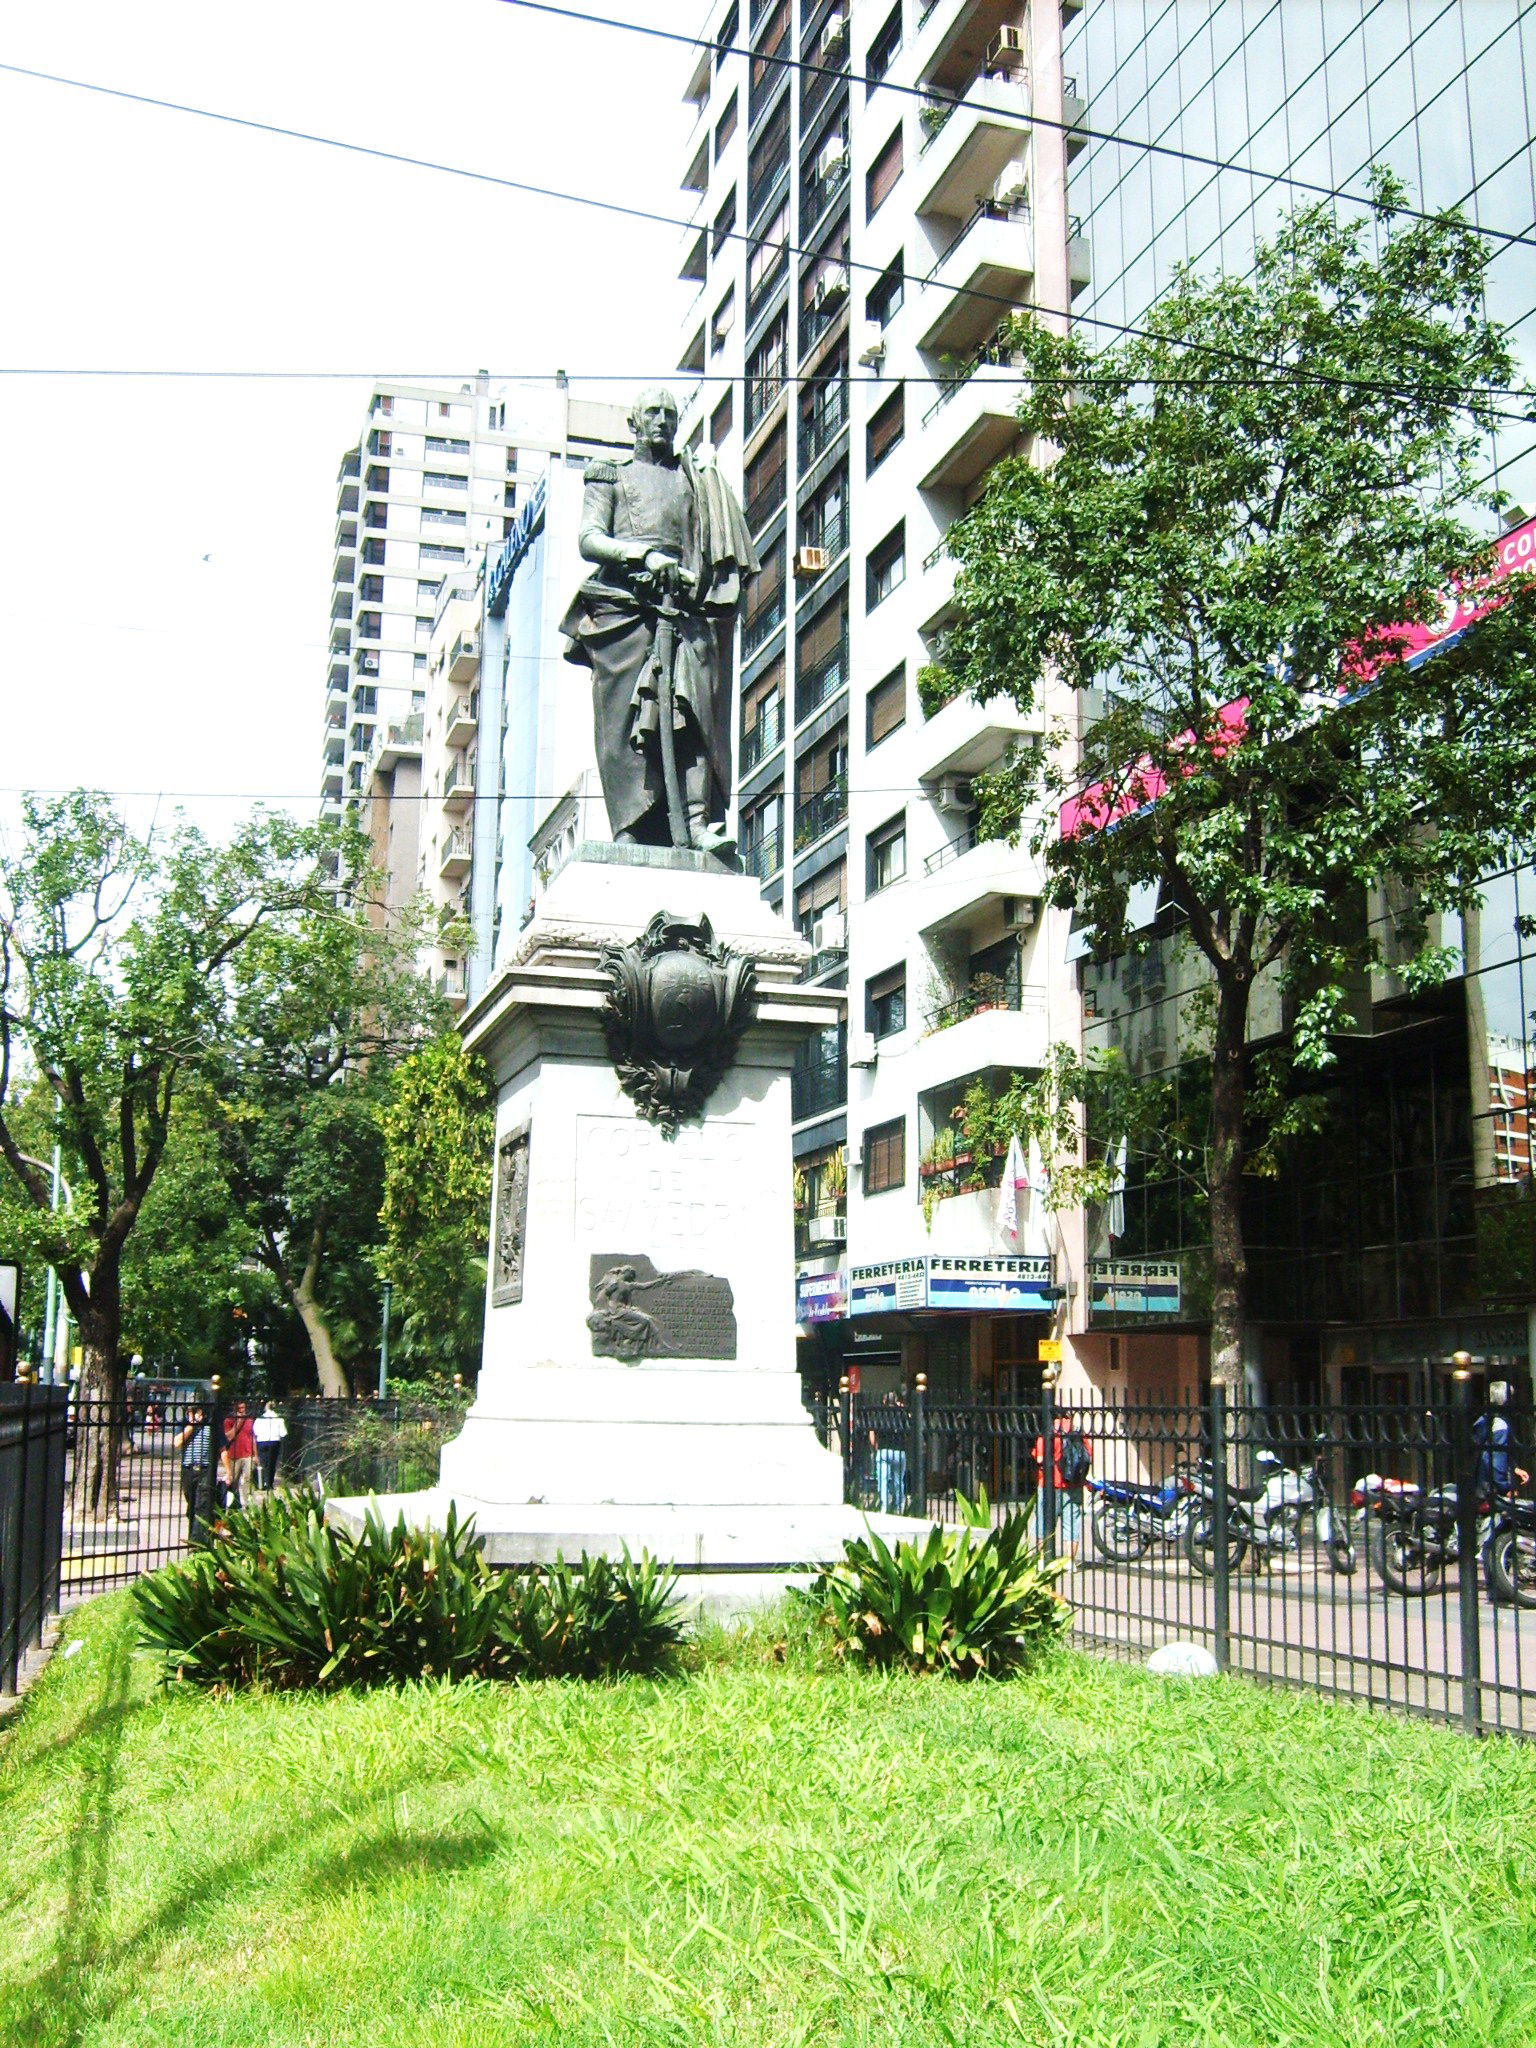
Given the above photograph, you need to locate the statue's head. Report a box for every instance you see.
[629,387,680,456]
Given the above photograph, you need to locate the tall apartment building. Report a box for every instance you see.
[1056,1,1536,1407]
[678,0,1087,1406]
[326,379,627,1000]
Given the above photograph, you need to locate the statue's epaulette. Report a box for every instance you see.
[583,458,620,485]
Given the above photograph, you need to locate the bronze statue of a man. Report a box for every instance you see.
[561,389,760,852]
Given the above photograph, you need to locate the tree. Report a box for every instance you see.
[0,795,336,1507]
[923,177,1536,1391]
[205,874,440,1396]
[378,1031,494,1381]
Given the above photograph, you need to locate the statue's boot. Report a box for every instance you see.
[688,810,735,858]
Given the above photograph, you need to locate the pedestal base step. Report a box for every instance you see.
[325,1491,936,1617]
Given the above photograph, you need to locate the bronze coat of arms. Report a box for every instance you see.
[599,912,755,1134]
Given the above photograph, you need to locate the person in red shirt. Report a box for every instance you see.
[1033,1407,1092,1558]
[225,1402,257,1511]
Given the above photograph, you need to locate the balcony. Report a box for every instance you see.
[321,761,344,797]
[797,631,848,722]
[917,204,1033,357]
[792,1051,847,1122]
[916,833,1042,940]
[742,827,782,882]
[445,694,478,749]
[794,777,847,851]
[742,590,786,657]
[357,651,380,676]
[442,759,474,817]
[917,543,958,638]
[913,995,1048,1097]
[914,689,1039,780]
[918,361,1023,492]
[439,830,473,881]
[798,381,849,468]
[323,730,344,765]
[1069,220,1092,295]
[914,74,1031,219]
[369,713,423,778]
[436,970,468,1011]
[740,697,784,775]
[1063,76,1088,159]
[745,462,788,533]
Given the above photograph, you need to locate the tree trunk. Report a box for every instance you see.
[274,1215,350,1398]
[70,1260,127,1521]
[1206,977,1252,1397]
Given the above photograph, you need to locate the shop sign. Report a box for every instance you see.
[1038,1338,1063,1364]
[849,1259,926,1315]
[1089,1258,1181,1315]
[796,1270,847,1323]
[927,1254,1056,1312]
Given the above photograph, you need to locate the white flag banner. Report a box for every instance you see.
[1105,1135,1128,1244]
[998,1131,1027,1238]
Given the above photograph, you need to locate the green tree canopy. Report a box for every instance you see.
[924,177,1536,1388]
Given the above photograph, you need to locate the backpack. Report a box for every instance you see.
[1059,1429,1091,1489]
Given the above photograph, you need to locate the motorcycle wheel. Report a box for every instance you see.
[1185,1512,1247,1577]
[1487,1528,1536,1610]
[1327,1525,1358,1575]
[1266,1504,1303,1556]
[1091,1500,1150,1563]
[1380,1522,1444,1597]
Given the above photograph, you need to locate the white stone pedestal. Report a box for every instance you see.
[334,846,925,1610]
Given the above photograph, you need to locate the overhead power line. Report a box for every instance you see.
[497,0,1536,254]
[0,60,1529,424]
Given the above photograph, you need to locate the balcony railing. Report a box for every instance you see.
[797,633,848,721]
[745,463,788,532]
[924,977,1033,1034]
[742,827,782,881]
[798,380,849,467]
[747,248,789,327]
[923,823,980,874]
[800,158,849,235]
[746,366,786,433]
[742,590,786,655]
[792,1051,847,1122]
[740,697,784,773]
[801,946,848,983]
[803,505,848,569]
[794,776,847,849]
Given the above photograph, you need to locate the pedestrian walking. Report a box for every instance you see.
[253,1402,287,1491]
[225,1402,257,1509]
[1033,1408,1093,1558]
[1474,1381,1528,1500]
[174,1404,212,1544]
[870,1390,908,1513]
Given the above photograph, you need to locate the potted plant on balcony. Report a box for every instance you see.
[820,1145,847,1205]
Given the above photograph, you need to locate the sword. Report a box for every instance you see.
[652,589,692,850]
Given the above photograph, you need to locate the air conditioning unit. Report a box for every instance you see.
[811,908,847,952]
[848,1030,878,1068]
[986,23,1026,72]
[1001,894,1038,933]
[856,319,887,367]
[819,13,847,61]
[816,137,848,182]
[993,161,1029,208]
[936,773,975,814]
[794,545,828,578]
[809,1213,848,1244]
[811,264,849,310]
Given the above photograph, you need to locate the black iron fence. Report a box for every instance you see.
[0,1386,69,1694]
[827,1383,1536,1738]
[44,1390,469,1600]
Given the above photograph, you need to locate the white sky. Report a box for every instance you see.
[0,0,703,841]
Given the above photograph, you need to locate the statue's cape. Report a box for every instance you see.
[680,447,761,604]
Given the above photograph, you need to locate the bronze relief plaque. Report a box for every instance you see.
[586,1252,737,1362]
[491,1123,531,1306]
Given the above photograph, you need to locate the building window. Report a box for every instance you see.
[866,812,907,894]
[796,595,848,720]
[426,436,470,457]
[864,1117,906,1195]
[866,523,905,609]
[866,385,905,471]
[866,963,906,1039]
[747,312,788,430]
[711,286,737,356]
[711,390,734,448]
[417,577,442,603]
[795,721,849,847]
[748,95,790,216]
[715,92,738,159]
[800,463,847,566]
[867,665,906,747]
[713,186,738,257]
[741,654,783,770]
[742,542,786,652]
[419,543,465,563]
[422,507,468,528]
[359,574,384,603]
[362,538,386,565]
[414,653,428,675]
[715,2,738,63]
[866,4,901,94]
[866,124,903,218]
[747,202,790,320]
[423,471,468,492]
[865,248,904,328]
[795,859,847,953]
[744,421,788,529]
[375,393,394,416]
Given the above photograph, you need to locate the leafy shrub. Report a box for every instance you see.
[804,1492,1071,1679]
[133,1495,683,1691]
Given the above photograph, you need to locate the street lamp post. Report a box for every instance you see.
[378,1279,393,1401]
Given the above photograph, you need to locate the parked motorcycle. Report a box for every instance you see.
[1486,1494,1536,1608]
[1088,1471,1196,1562]
[1185,1441,1356,1576]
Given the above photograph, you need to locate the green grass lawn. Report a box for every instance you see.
[3,1596,1535,2047]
